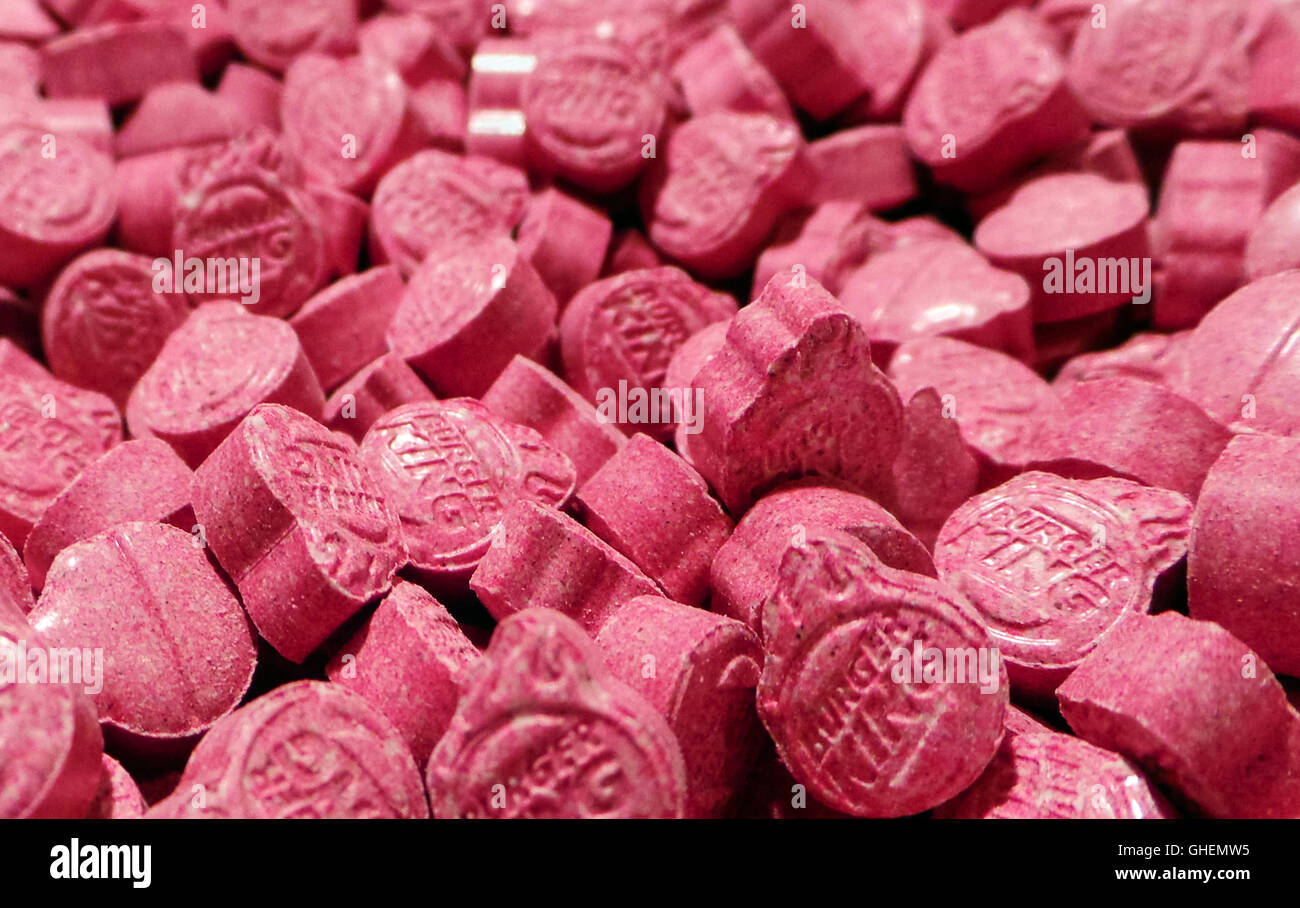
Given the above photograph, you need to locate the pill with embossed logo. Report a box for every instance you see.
[690,272,903,512]
[641,111,806,279]
[758,529,1007,817]
[1034,378,1231,499]
[127,304,326,469]
[711,478,935,633]
[148,681,428,818]
[575,434,732,606]
[596,595,763,818]
[358,398,576,585]
[191,404,406,662]
[0,615,104,818]
[371,148,529,278]
[0,346,122,550]
[326,580,479,766]
[933,731,1173,819]
[23,439,193,592]
[903,10,1088,192]
[324,353,436,443]
[934,472,1192,698]
[559,267,736,440]
[289,267,404,393]
[839,239,1034,365]
[481,355,627,487]
[30,522,257,757]
[0,124,118,289]
[427,608,687,818]
[1057,612,1300,818]
[1053,331,1190,392]
[1189,435,1300,678]
[41,249,190,409]
[470,499,661,633]
[387,236,557,398]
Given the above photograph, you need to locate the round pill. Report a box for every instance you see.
[757,529,1007,817]
[30,521,257,756]
[427,608,688,818]
[190,404,407,663]
[1053,330,1190,392]
[359,398,576,583]
[148,681,428,818]
[934,472,1192,698]
[41,249,190,409]
[23,438,193,592]
[126,303,327,469]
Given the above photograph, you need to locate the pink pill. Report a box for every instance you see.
[370,149,529,278]
[0,41,40,101]
[215,63,283,132]
[1057,613,1300,818]
[671,23,792,121]
[470,499,661,633]
[0,530,33,619]
[305,184,371,279]
[734,744,853,819]
[41,249,190,410]
[974,173,1151,324]
[409,78,468,152]
[289,267,404,393]
[358,398,575,583]
[172,165,328,321]
[480,354,627,487]
[752,201,875,296]
[692,271,903,513]
[805,125,917,210]
[0,0,58,41]
[516,188,612,306]
[603,227,665,276]
[1246,179,1300,281]
[0,124,118,290]
[31,521,257,756]
[0,350,122,551]
[559,267,736,440]
[224,0,358,73]
[575,435,732,606]
[326,580,479,766]
[934,472,1191,699]
[358,12,466,87]
[596,595,763,817]
[388,0,492,50]
[641,111,806,280]
[711,478,936,633]
[87,754,147,820]
[41,20,197,107]
[282,54,423,198]
[923,0,1031,29]
[23,439,193,592]
[1004,703,1055,737]
[840,239,1034,365]
[934,731,1173,819]
[888,387,981,550]
[1175,272,1300,436]
[1053,330,1190,392]
[0,616,104,818]
[1066,0,1258,134]
[127,304,326,469]
[148,681,428,818]
[387,236,557,398]
[1,97,116,158]
[115,83,242,158]
[758,529,1007,817]
[521,40,666,193]
[1036,377,1232,499]
[114,148,189,259]
[1251,3,1300,132]
[1189,435,1300,678]
[903,10,1088,192]
[1152,134,1300,330]
[190,404,406,662]
[324,353,436,443]
[427,608,688,818]
[888,336,1064,482]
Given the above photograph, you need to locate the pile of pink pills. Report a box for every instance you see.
[3,0,1300,821]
